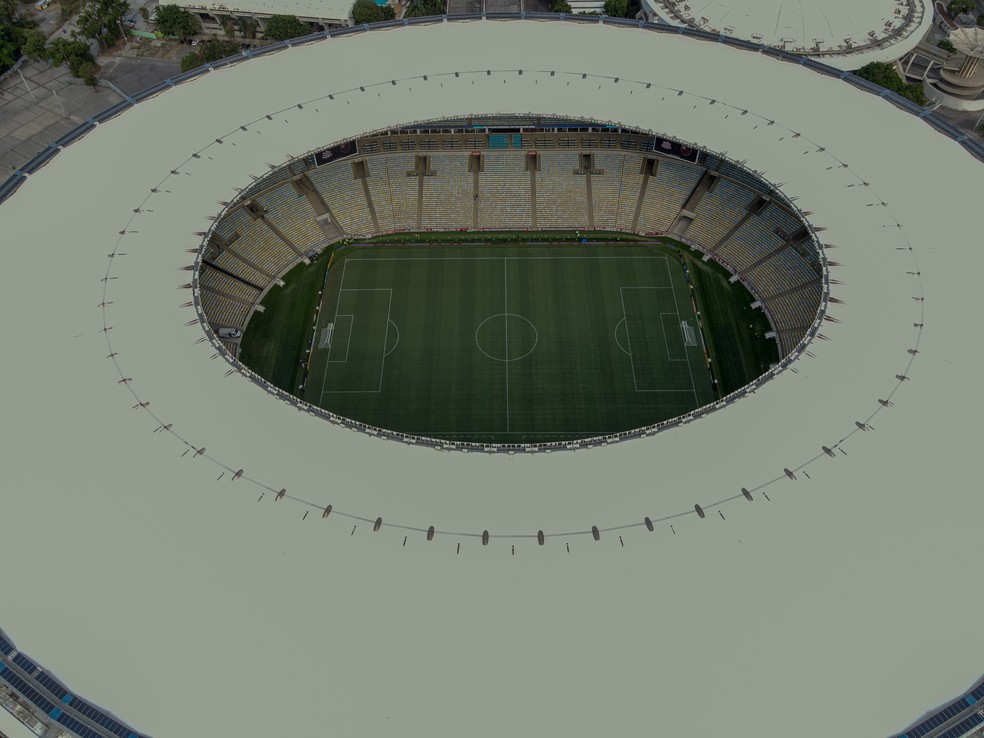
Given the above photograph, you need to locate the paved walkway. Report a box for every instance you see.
[0,52,181,175]
[0,63,119,174]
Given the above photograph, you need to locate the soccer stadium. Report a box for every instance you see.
[0,12,983,738]
[203,120,813,446]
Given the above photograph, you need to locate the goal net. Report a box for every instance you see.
[318,323,334,349]
[681,320,697,347]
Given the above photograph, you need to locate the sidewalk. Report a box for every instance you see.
[0,50,182,175]
[0,62,120,174]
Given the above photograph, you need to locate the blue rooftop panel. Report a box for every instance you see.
[13,652,38,674]
[35,671,69,701]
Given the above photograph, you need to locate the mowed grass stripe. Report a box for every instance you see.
[242,235,777,444]
[303,244,709,442]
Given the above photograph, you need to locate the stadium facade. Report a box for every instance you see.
[0,16,982,738]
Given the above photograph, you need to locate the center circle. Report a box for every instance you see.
[475,313,539,362]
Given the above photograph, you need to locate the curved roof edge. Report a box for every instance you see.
[0,13,979,211]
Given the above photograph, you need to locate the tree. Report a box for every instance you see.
[855,61,927,106]
[0,0,16,23]
[603,0,627,16]
[154,4,199,40]
[403,0,444,17]
[178,36,239,72]
[179,50,199,71]
[22,27,46,60]
[350,0,394,24]
[938,38,956,54]
[550,0,571,12]
[947,0,974,14]
[0,32,16,68]
[75,0,131,47]
[78,59,99,85]
[45,36,96,77]
[199,36,239,61]
[263,13,308,40]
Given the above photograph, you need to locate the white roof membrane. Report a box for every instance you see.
[645,0,933,69]
[0,19,981,738]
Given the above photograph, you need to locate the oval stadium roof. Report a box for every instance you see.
[0,18,981,738]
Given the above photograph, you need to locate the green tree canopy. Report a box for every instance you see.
[154,4,199,40]
[603,0,628,17]
[350,0,394,24]
[947,0,974,14]
[180,50,200,72]
[855,61,927,106]
[77,59,99,85]
[0,31,17,68]
[199,36,239,61]
[0,0,39,71]
[46,36,96,77]
[22,28,46,60]
[550,0,571,12]
[75,0,130,47]
[0,0,16,23]
[264,13,308,40]
[178,37,239,72]
[404,0,444,17]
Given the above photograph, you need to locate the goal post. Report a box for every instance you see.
[681,320,697,347]
[318,323,334,349]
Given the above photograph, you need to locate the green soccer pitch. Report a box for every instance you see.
[239,235,779,445]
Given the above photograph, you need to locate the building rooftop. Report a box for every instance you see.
[180,0,352,22]
[644,0,933,69]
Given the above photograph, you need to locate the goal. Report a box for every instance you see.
[681,320,697,347]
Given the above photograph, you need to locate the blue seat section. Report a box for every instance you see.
[0,636,13,656]
[967,695,977,706]
[898,698,980,738]
[71,696,134,737]
[972,682,984,701]
[0,662,6,673]
[57,712,113,738]
[13,652,38,674]
[35,670,70,701]
[488,134,508,149]
[0,668,55,714]
[19,145,59,175]
[49,707,62,719]
[936,712,984,738]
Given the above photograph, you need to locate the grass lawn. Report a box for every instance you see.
[240,233,779,444]
[238,248,330,393]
